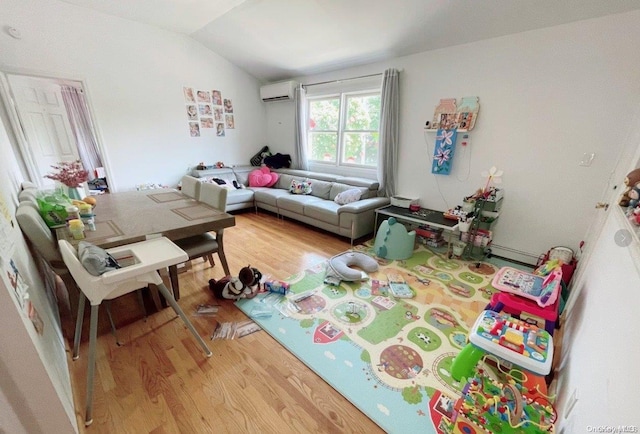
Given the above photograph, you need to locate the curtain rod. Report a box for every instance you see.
[302,72,383,88]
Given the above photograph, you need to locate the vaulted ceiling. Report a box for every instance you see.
[60,0,640,82]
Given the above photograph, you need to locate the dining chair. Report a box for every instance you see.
[15,202,81,337]
[59,237,212,426]
[171,182,230,299]
[180,174,201,199]
[18,188,39,205]
[21,180,38,190]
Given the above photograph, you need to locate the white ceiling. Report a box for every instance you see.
[60,0,640,83]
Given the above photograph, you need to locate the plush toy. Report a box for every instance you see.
[208,265,262,300]
[629,206,640,226]
[618,168,640,206]
[627,182,640,209]
[263,153,292,169]
[248,166,279,187]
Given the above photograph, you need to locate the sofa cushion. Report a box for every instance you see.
[290,179,312,195]
[253,188,291,207]
[306,179,333,200]
[303,201,341,225]
[278,194,323,214]
[329,183,368,201]
[231,166,254,187]
[334,188,363,205]
[336,176,380,190]
[276,174,305,190]
[226,189,255,205]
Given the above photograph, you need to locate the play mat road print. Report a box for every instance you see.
[236,244,499,433]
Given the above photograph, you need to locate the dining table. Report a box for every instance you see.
[56,188,235,301]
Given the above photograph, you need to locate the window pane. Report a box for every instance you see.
[309,98,340,131]
[309,132,337,162]
[342,132,379,166]
[345,95,380,131]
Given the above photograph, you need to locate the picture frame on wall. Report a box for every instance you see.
[196,90,211,103]
[189,122,200,137]
[186,105,197,120]
[212,90,222,106]
[216,123,225,137]
[183,86,195,103]
[199,104,212,116]
[224,98,233,113]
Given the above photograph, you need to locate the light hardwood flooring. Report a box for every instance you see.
[66,211,384,433]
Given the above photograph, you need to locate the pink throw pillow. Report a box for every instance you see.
[248,167,279,187]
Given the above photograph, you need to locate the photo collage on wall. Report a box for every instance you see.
[183,86,235,138]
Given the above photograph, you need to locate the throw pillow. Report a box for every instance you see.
[77,241,121,276]
[290,179,312,195]
[248,167,279,187]
[334,188,363,205]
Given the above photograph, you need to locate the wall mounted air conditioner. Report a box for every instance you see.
[260,80,298,102]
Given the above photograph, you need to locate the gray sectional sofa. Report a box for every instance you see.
[186,165,389,241]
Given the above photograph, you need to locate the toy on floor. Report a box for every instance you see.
[386,273,414,298]
[451,310,553,382]
[264,279,290,295]
[325,251,379,285]
[450,365,556,433]
[492,267,562,308]
[373,217,416,260]
[209,265,262,300]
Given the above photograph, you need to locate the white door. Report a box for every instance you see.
[566,103,640,308]
[6,74,79,189]
[555,112,640,428]
[555,207,640,429]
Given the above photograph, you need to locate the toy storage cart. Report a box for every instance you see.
[460,197,498,262]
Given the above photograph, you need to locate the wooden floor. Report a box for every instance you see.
[66,211,384,433]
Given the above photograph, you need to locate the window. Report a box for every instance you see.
[307,91,380,169]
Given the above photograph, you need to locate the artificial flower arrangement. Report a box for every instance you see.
[44,160,89,188]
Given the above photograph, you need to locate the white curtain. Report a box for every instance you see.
[60,86,103,180]
[293,84,309,170]
[377,68,400,197]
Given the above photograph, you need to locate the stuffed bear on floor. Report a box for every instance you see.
[208,265,262,300]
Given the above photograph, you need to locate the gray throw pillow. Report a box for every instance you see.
[77,241,121,276]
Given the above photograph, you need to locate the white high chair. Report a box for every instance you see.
[58,237,212,426]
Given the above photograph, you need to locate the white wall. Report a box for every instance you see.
[0,0,267,192]
[0,112,76,431]
[267,11,640,263]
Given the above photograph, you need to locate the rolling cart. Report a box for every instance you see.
[459,192,503,264]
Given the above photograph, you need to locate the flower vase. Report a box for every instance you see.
[67,186,83,201]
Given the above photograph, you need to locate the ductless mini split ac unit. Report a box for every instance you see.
[259,80,298,102]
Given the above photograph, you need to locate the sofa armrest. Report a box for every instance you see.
[337,197,390,214]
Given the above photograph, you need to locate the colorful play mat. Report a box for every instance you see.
[237,244,515,433]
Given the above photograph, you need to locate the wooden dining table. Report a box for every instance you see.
[56,188,235,300]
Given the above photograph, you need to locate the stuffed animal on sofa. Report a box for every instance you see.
[618,168,640,207]
[208,265,262,300]
[248,166,279,187]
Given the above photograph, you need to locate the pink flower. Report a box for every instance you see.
[437,130,454,146]
[44,160,89,187]
[434,147,451,166]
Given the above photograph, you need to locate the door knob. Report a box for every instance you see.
[595,202,609,210]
